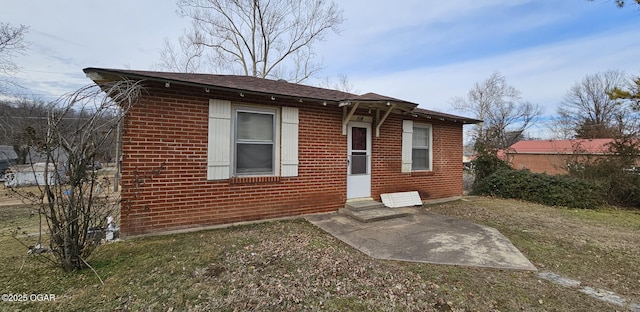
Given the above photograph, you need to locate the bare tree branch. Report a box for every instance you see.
[317,73,355,93]
[452,72,541,149]
[7,80,142,271]
[557,70,630,139]
[159,0,343,82]
[0,22,29,93]
[154,35,206,73]
[0,23,28,75]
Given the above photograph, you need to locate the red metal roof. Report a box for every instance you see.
[508,139,614,154]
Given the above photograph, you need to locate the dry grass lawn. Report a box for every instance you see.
[0,195,639,311]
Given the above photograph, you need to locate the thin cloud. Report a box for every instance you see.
[1,0,639,111]
[349,25,640,117]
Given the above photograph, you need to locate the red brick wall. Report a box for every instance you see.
[508,154,571,175]
[371,117,464,199]
[119,82,465,236]
[507,153,622,175]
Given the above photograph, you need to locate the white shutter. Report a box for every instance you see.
[281,106,299,177]
[207,99,231,180]
[401,120,413,173]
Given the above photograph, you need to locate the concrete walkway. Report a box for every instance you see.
[306,207,536,271]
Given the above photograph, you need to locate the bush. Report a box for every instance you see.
[472,168,605,209]
[471,145,511,189]
[568,137,640,209]
[607,173,640,208]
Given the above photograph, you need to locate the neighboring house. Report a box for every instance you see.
[2,146,70,185]
[4,163,66,187]
[504,139,614,175]
[84,68,481,237]
[0,145,18,181]
[26,147,69,165]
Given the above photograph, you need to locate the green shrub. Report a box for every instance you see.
[472,168,605,209]
[471,143,511,189]
[595,169,640,208]
[567,137,640,209]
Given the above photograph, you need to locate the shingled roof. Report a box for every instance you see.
[83,68,480,124]
[84,68,360,102]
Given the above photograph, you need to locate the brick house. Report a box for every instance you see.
[504,139,615,175]
[84,68,480,237]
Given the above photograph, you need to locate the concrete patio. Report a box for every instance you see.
[306,207,537,271]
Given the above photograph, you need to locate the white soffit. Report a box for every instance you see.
[381,191,423,208]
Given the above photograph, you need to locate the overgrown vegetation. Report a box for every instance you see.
[473,168,605,209]
[464,68,640,210]
[6,81,140,272]
[470,141,511,189]
[471,131,640,209]
[568,136,640,208]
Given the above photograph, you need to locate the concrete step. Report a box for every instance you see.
[344,200,384,211]
[339,206,410,223]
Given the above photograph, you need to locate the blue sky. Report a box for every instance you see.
[2,0,640,137]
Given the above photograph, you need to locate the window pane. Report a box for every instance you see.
[237,112,273,141]
[350,152,367,175]
[413,127,429,147]
[236,143,273,173]
[351,127,367,151]
[412,149,429,170]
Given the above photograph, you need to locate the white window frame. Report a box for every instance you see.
[411,123,432,171]
[231,105,280,176]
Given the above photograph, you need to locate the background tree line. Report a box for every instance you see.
[0,99,120,165]
[458,70,640,209]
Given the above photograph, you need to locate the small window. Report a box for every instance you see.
[234,109,276,175]
[412,124,431,171]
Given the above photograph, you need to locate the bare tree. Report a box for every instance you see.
[159,0,343,83]
[8,80,141,272]
[452,72,541,149]
[557,70,629,139]
[0,22,29,92]
[0,99,49,164]
[318,73,355,93]
[155,35,206,73]
[547,116,577,139]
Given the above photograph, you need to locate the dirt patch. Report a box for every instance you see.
[0,196,24,207]
[1,185,36,207]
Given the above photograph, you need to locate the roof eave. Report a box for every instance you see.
[412,109,482,124]
[83,67,483,124]
[83,67,343,105]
